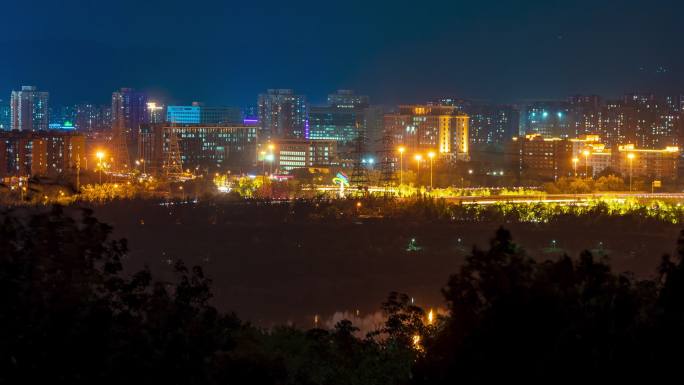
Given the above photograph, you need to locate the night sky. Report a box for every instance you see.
[2,0,684,106]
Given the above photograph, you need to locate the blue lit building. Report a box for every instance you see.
[167,105,241,125]
[167,106,201,124]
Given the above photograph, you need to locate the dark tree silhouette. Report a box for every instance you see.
[412,227,684,384]
[0,206,415,385]
[5,204,684,385]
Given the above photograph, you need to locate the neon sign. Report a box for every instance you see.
[332,172,350,198]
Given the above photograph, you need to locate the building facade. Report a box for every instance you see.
[0,99,10,130]
[166,104,242,125]
[467,104,519,147]
[385,105,469,160]
[10,86,49,131]
[523,102,571,138]
[146,102,166,124]
[272,139,336,172]
[308,106,361,144]
[167,106,200,124]
[506,134,573,180]
[75,104,111,132]
[327,89,369,109]
[0,130,84,178]
[139,123,257,174]
[111,88,148,162]
[521,94,683,150]
[257,89,308,140]
[508,133,681,181]
[616,144,679,180]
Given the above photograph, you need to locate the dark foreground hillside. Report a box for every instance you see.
[3,203,684,384]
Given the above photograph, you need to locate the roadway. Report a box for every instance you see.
[444,192,684,205]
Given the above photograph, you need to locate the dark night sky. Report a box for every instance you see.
[2,0,684,107]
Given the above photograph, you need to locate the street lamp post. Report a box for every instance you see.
[628,153,635,191]
[260,151,266,175]
[268,144,275,174]
[427,151,435,190]
[583,150,590,178]
[76,157,80,192]
[414,154,422,185]
[398,146,405,186]
[572,157,579,177]
[96,151,105,184]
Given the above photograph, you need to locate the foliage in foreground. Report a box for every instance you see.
[4,207,684,383]
[0,207,414,385]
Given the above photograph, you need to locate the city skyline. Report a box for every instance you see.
[6,3,684,383]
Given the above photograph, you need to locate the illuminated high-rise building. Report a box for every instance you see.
[616,144,679,180]
[146,102,166,124]
[167,105,200,124]
[200,106,242,125]
[308,106,360,144]
[523,102,571,138]
[567,95,601,137]
[327,90,369,109]
[49,105,77,129]
[0,99,10,131]
[385,105,469,160]
[112,88,148,164]
[138,123,257,173]
[75,104,110,132]
[0,130,84,177]
[10,86,49,131]
[271,139,336,172]
[505,134,573,180]
[167,103,242,125]
[257,89,308,140]
[467,104,519,146]
[309,91,371,147]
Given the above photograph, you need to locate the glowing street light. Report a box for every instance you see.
[260,150,267,174]
[267,144,276,173]
[582,150,590,178]
[265,153,275,174]
[627,153,635,191]
[414,154,423,183]
[398,146,406,186]
[427,151,435,190]
[427,309,434,325]
[96,151,105,184]
[572,157,579,177]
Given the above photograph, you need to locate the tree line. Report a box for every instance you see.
[3,206,684,384]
